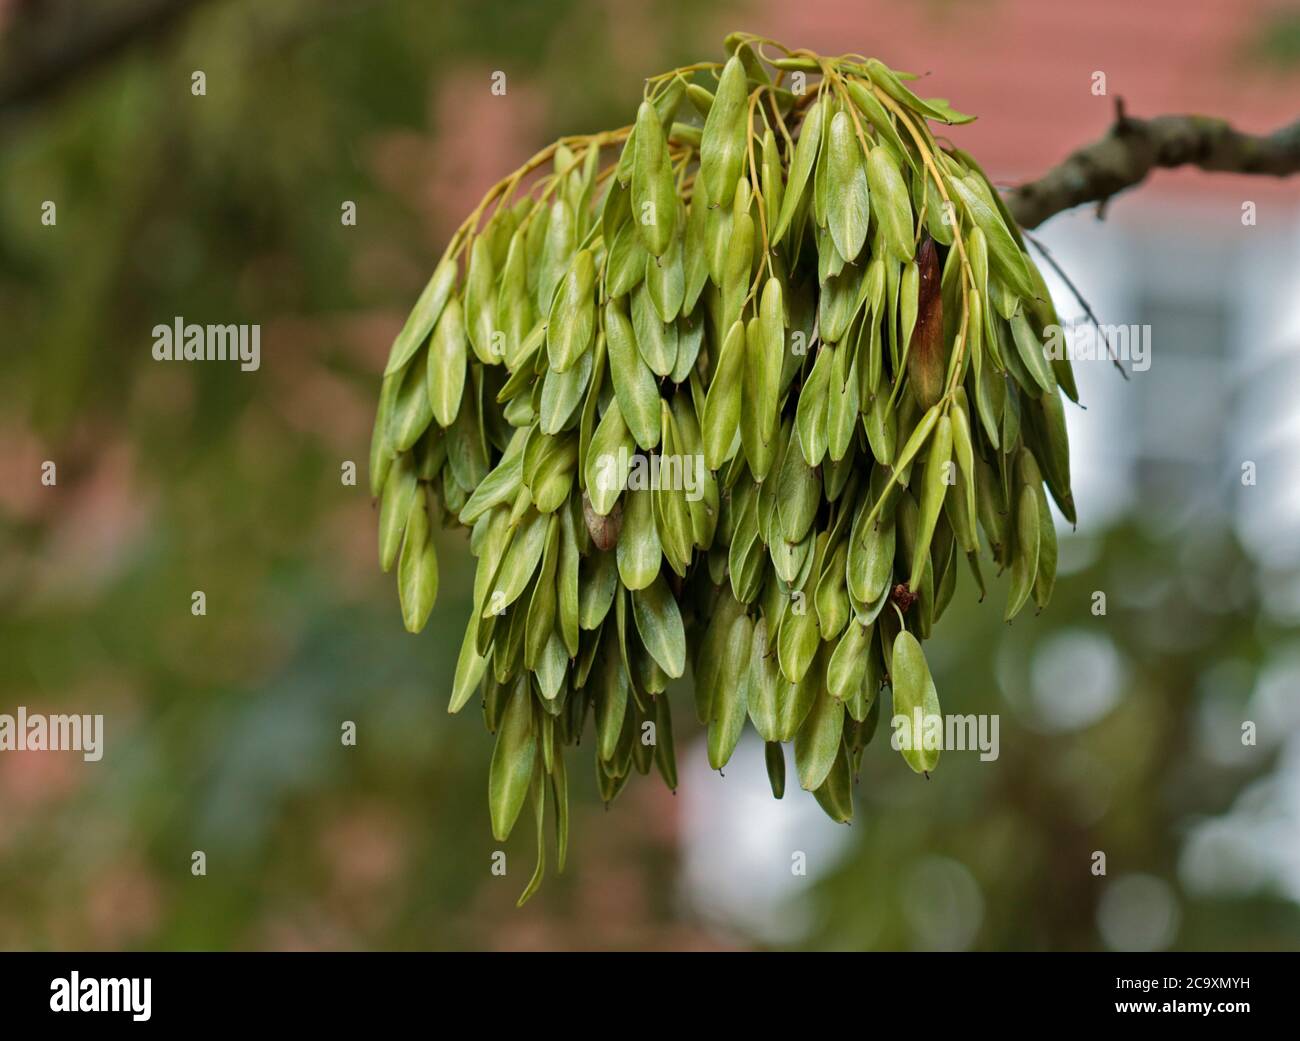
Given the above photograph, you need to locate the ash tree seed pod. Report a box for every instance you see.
[746,616,783,743]
[497,230,534,368]
[523,516,560,669]
[811,740,853,823]
[1009,310,1057,395]
[616,487,662,591]
[631,282,679,377]
[948,173,1035,300]
[721,195,755,331]
[607,220,649,298]
[378,451,418,573]
[373,39,1083,893]
[485,508,549,616]
[866,144,914,262]
[844,79,915,175]
[772,93,825,246]
[776,646,821,742]
[950,395,978,534]
[761,128,785,234]
[890,630,941,775]
[906,234,945,410]
[826,110,870,263]
[427,296,468,428]
[1031,389,1075,523]
[1005,480,1040,621]
[398,492,439,633]
[741,317,777,480]
[631,101,678,257]
[827,620,872,702]
[631,573,687,680]
[777,607,820,684]
[702,319,746,469]
[595,633,629,762]
[777,430,821,544]
[908,413,952,592]
[864,389,897,466]
[390,349,435,453]
[815,539,851,640]
[686,82,715,118]
[1033,484,1058,611]
[585,399,633,516]
[795,346,833,467]
[694,591,745,724]
[655,404,695,575]
[449,613,489,714]
[825,338,859,462]
[764,741,786,799]
[546,249,597,372]
[604,298,661,451]
[704,190,734,288]
[557,500,580,656]
[757,278,785,428]
[795,684,845,791]
[707,609,753,770]
[369,372,403,499]
[489,679,538,841]
[538,199,576,312]
[385,256,458,376]
[652,692,678,790]
[464,236,499,365]
[539,343,593,435]
[683,182,711,312]
[577,545,619,630]
[699,55,750,212]
[645,227,686,324]
[812,100,834,231]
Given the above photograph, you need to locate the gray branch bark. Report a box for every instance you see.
[1005,102,1300,229]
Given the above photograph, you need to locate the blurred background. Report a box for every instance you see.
[1,0,1298,951]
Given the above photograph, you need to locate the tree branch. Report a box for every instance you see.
[1005,102,1300,229]
[0,0,211,121]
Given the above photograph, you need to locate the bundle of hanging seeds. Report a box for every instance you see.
[370,33,1076,903]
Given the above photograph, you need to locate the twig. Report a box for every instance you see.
[1022,231,1128,381]
[1005,106,1300,230]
